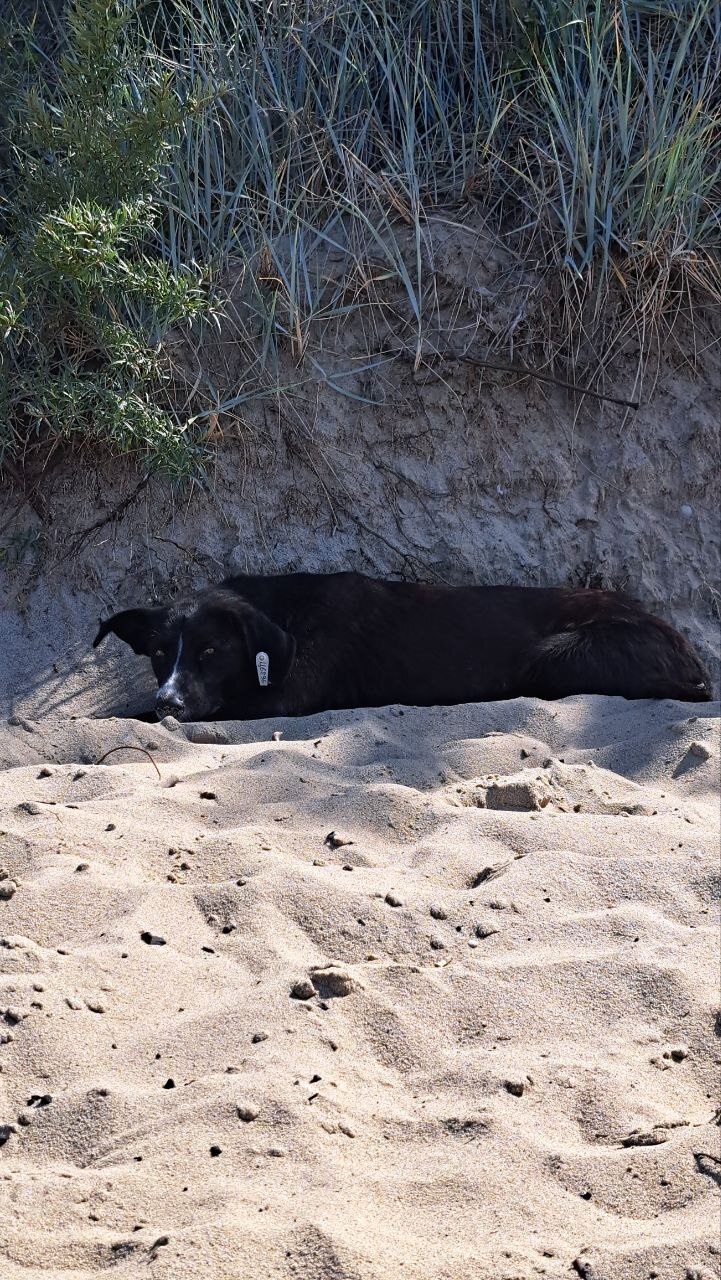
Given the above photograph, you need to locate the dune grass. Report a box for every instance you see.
[151,0,720,368]
[1,0,719,475]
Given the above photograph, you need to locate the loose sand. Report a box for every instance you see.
[0,693,719,1279]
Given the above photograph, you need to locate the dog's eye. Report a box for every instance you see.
[199,647,215,661]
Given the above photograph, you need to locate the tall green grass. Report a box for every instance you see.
[147,0,720,394]
[2,0,720,475]
[143,0,518,375]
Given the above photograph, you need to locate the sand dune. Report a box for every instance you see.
[0,695,719,1279]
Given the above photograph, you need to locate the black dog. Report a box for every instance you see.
[93,571,712,721]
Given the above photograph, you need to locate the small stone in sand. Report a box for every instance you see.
[468,865,506,887]
[688,740,712,761]
[209,1145,222,1157]
[85,998,106,1013]
[475,923,500,939]
[429,905,448,920]
[38,767,53,778]
[385,893,403,908]
[325,831,353,849]
[571,1254,600,1278]
[163,1079,175,1089]
[0,880,17,900]
[251,1031,269,1044]
[486,780,549,811]
[268,1146,286,1157]
[3,1006,30,1024]
[665,1044,689,1062]
[141,932,167,946]
[504,1079,525,1097]
[290,979,316,1001]
[185,725,229,745]
[620,1129,667,1148]
[237,1105,259,1122]
[309,967,355,998]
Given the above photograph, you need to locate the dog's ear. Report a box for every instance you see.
[243,609,296,688]
[93,608,168,656]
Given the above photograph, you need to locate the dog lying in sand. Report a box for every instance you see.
[93,571,712,722]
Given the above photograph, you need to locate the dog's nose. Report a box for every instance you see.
[155,692,185,719]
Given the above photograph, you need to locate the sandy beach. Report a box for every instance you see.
[0,693,718,1279]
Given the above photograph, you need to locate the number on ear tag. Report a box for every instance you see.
[255,651,270,687]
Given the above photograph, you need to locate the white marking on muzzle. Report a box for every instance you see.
[158,634,184,702]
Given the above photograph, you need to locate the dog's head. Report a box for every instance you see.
[93,588,296,721]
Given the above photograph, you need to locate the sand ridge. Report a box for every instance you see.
[0,694,719,1279]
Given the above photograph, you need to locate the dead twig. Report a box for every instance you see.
[0,458,50,524]
[441,347,641,410]
[64,475,150,561]
[96,745,161,780]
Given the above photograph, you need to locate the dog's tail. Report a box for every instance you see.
[522,609,713,702]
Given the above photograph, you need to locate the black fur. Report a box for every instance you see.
[93,571,713,722]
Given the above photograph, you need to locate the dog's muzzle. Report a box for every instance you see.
[155,692,185,719]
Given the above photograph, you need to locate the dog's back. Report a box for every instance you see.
[221,573,712,709]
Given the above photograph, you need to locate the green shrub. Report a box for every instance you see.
[0,0,210,479]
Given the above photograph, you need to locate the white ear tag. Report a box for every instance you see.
[255,651,270,687]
